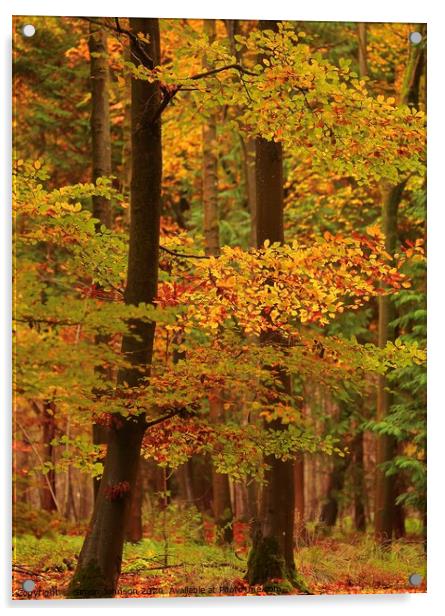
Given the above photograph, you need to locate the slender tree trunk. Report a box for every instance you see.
[319,455,348,528]
[225,18,259,520]
[393,444,406,539]
[88,21,113,501]
[354,34,371,534]
[121,47,132,223]
[246,20,309,595]
[233,481,249,522]
[68,18,162,598]
[240,137,257,247]
[351,427,367,532]
[65,470,78,522]
[374,184,401,544]
[202,18,233,544]
[374,26,425,546]
[354,34,370,533]
[89,22,113,229]
[357,23,368,79]
[209,397,233,543]
[40,401,57,512]
[176,461,194,503]
[202,21,219,256]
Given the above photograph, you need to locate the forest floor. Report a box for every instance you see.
[12,526,426,599]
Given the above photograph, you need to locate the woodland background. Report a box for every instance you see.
[12,16,426,598]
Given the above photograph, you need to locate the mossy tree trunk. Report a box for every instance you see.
[68,18,162,598]
[245,20,309,595]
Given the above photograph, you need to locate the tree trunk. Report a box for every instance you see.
[68,18,162,598]
[240,137,257,247]
[40,401,57,512]
[319,455,348,528]
[233,481,249,522]
[245,20,309,595]
[125,463,143,543]
[202,21,219,257]
[88,21,113,501]
[374,184,400,544]
[374,27,425,546]
[209,397,233,543]
[351,428,366,532]
[176,461,195,504]
[224,18,257,247]
[88,21,112,229]
[294,454,306,542]
[357,23,368,79]
[202,18,233,544]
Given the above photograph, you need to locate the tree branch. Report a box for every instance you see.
[81,17,154,68]
[144,408,186,429]
[187,63,258,81]
[159,245,209,260]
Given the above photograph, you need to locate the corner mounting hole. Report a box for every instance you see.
[22,579,36,592]
[409,31,422,45]
[22,24,36,38]
[408,573,423,587]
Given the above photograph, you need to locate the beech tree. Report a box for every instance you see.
[244,20,308,595]
[68,17,162,597]
[88,20,113,501]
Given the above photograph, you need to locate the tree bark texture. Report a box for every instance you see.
[357,23,368,79]
[202,20,220,259]
[88,22,113,501]
[88,22,113,229]
[246,20,309,595]
[125,463,143,543]
[68,18,162,598]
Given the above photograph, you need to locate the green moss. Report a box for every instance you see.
[66,559,114,599]
[246,534,311,595]
[288,567,312,594]
[246,535,286,586]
